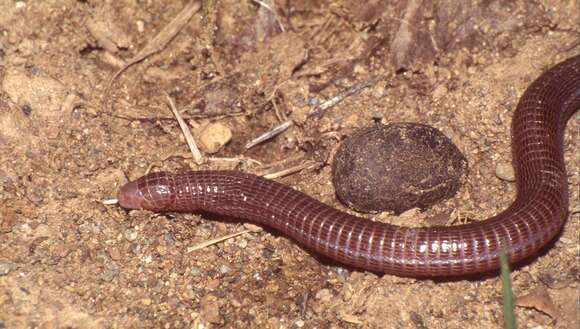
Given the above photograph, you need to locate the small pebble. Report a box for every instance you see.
[265,283,279,293]
[141,298,152,306]
[199,122,232,154]
[243,223,263,233]
[200,295,222,324]
[432,84,448,101]
[495,162,516,182]
[108,248,121,261]
[206,278,220,290]
[237,239,248,249]
[136,20,145,33]
[124,228,138,241]
[61,93,77,114]
[33,223,52,238]
[315,288,333,303]
[334,267,350,280]
[99,269,118,282]
[373,84,386,98]
[294,319,305,327]
[164,233,175,243]
[190,267,202,276]
[219,264,231,274]
[230,298,242,308]
[399,310,410,322]
[156,245,167,256]
[142,255,153,264]
[0,262,14,276]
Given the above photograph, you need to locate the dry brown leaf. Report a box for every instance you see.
[516,286,559,319]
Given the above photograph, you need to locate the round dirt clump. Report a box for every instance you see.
[332,123,468,214]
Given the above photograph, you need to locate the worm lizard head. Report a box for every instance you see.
[118,172,175,211]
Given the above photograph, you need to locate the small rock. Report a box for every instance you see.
[141,298,152,306]
[124,228,138,241]
[230,298,242,308]
[495,162,516,182]
[16,223,33,235]
[237,239,248,249]
[373,84,386,99]
[353,63,367,75]
[219,264,231,274]
[0,103,31,143]
[190,267,202,276]
[0,208,17,233]
[61,93,77,115]
[164,233,175,243]
[33,223,53,238]
[142,255,153,264]
[200,295,222,324]
[334,267,350,280]
[99,269,118,282]
[85,17,131,53]
[399,309,410,322]
[432,84,448,101]
[136,20,145,33]
[206,278,220,290]
[265,283,279,293]
[199,122,232,154]
[0,262,14,276]
[398,208,421,220]
[156,245,167,256]
[559,237,572,244]
[243,223,263,233]
[108,247,122,261]
[315,288,333,303]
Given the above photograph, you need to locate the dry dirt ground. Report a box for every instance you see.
[0,1,579,328]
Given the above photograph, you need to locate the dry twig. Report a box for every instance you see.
[165,93,203,164]
[308,78,377,117]
[186,230,255,252]
[262,160,320,179]
[245,120,293,149]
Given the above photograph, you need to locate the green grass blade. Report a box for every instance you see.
[500,242,517,329]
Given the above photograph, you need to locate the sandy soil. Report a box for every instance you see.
[0,1,578,328]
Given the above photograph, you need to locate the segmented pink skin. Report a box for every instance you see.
[118,55,580,276]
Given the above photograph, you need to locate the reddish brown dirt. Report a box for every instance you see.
[0,1,578,328]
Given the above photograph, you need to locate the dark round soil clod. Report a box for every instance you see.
[332,123,468,214]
